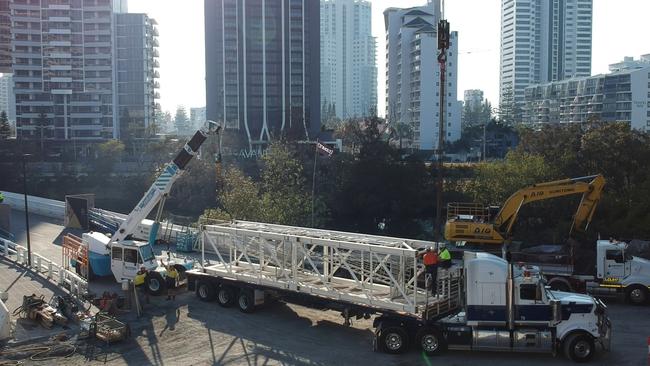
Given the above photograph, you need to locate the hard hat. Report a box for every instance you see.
[168,260,176,266]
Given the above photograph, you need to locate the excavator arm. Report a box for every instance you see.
[445,174,605,245]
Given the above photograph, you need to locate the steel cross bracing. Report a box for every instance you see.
[198,221,462,318]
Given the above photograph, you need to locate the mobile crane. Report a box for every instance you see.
[66,120,224,295]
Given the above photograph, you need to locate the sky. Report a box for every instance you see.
[127,0,650,116]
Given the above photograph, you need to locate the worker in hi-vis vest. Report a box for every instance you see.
[134,266,149,306]
[418,247,439,295]
[439,243,452,269]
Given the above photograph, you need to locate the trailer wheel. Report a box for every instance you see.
[378,326,409,354]
[196,281,216,302]
[217,286,235,308]
[237,289,255,313]
[563,333,595,363]
[416,327,446,356]
[626,285,648,305]
[146,272,166,296]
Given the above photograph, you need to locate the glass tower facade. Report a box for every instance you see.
[205,0,320,149]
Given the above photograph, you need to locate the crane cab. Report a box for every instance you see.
[109,240,158,282]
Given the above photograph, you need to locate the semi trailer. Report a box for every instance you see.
[186,221,611,362]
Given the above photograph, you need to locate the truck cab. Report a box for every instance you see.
[590,240,650,305]
[373,252,611,362]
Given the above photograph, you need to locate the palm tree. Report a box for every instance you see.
[393,122,414,150]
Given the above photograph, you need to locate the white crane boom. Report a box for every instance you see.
[111,121,223,243]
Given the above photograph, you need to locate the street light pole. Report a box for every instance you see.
[22,154,32,267]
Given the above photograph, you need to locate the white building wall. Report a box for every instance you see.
[385,1,460,151]
[500,0,593,113]
[630,68,650,131]
[320,0,376,119]
[524,56,650,131]
[0,73,15,125]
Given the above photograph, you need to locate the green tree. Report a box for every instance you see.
[0,111,10,139]
[202,142,316,227]
[466,151,554,206]
[392,122,413,150]
[94,140,125,177]
[259,142,313,226]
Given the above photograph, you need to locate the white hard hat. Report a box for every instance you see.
[168,260,176,266]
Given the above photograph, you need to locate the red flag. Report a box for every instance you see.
[316,141,334,157]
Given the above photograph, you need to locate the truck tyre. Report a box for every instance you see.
[237,289,255,313]
[196,281,216,302]
[626,285,648,305]
[217,285,235,308]
[378,326,409,354]
[563,333,595,363]
[416,327,446,356]
[146,271,166,296]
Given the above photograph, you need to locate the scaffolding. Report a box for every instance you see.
[198,221,463,318]
[62,234,88,279]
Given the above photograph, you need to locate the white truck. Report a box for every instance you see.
[513,239,650,305]
[65,120,223,295]
[186,221,611,362]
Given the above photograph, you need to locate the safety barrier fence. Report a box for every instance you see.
[0,240,88,301]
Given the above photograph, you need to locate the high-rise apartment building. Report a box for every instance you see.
[114,12,160,139]
[0,0,10,73]
[8,0,158,147]
[463,89,484,110]
[205,0,321,150]
[524,54,650,131]
[320,0,376,119]
[384,0,461,150]
[11,0,117,142]
[190,106,206,130]
[500,0,593,118]
[0,73,16,124]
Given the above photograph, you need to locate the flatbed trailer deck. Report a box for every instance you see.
[187,221,462,320]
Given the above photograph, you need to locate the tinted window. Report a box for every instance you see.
[606,250,624,263]
[520,284,540,301]
[124,248,138,264]
[111,247,122,260]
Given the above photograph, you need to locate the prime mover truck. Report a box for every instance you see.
[186,221,611,362]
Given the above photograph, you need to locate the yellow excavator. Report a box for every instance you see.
[444,174,606,245]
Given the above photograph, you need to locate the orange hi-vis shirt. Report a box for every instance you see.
[423,252,439,266]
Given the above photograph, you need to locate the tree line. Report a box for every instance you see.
[196,120,650,245]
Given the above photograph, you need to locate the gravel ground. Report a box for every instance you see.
[3,293,646,366]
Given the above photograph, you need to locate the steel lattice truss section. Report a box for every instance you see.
[199,221,462,317]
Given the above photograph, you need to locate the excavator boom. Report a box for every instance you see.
[445,174,605,245]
